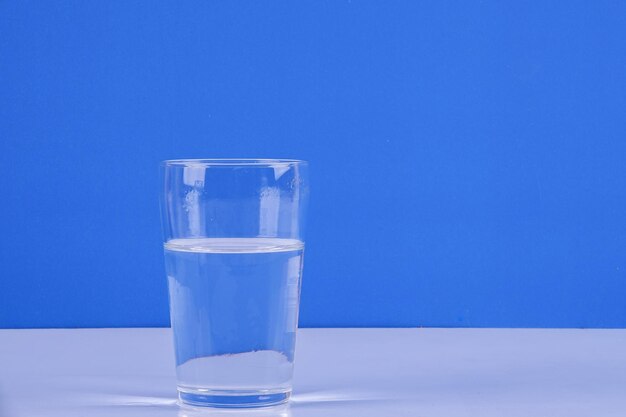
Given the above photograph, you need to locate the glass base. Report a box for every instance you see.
[178,389,291,408]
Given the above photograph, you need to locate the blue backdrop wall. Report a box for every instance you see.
[2,1,625,328]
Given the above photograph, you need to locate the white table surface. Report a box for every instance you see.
[1,328,625,417]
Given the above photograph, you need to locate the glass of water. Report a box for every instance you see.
[160,159,309,408]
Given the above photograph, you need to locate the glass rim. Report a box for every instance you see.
[161,158,307,167]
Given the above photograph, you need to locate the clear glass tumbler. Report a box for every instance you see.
[160,159,309,408]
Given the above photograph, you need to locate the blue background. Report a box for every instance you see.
[2,1,625,329]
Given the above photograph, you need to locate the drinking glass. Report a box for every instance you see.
[160,159,309,408]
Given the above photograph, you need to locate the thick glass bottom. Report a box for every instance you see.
[178,388,291,408]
